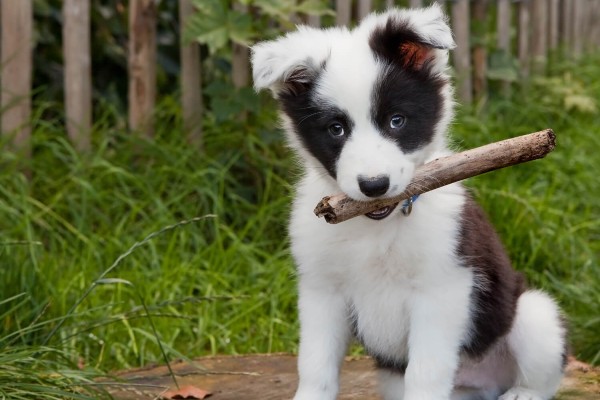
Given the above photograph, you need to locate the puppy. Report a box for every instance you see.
[251,5,567,400]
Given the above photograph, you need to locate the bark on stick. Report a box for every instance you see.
[314,129,556,224]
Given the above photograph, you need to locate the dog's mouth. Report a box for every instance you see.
[364,202,398,220]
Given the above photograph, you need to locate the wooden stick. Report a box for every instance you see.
[314,129,556,224]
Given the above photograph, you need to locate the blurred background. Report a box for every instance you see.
[0,1,598,398]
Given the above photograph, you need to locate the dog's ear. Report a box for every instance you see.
[367,4,455,73]
[251,27,330,97]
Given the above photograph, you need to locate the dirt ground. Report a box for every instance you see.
[107,354,599,399]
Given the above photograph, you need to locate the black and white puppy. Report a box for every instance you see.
[251,5,566,400]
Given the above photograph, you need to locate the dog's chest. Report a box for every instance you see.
[291,176,467,358]
[349,274,413,361]
[295,218,423,354]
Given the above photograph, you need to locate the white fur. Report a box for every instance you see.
[251,5,565,400]
[501,291,566,400]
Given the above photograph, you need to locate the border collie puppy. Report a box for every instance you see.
[251,5,566,400]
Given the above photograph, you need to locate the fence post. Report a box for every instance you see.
[307,14,321,27]
[548,0,559,51]
[596,1,600,50]
[560,0,573,53]
[497,0,511,52]
[335,0,351,26]
[472,0,489,102]
[517,0,530,79]
[451,0,472,104]
[409,0,423,8]
[179,0,203,147]
[597,1,600,51]
[572,0,583,58]
[1,0,33,160]
[63,0,92,152]
[530,0,547,72]
[583,0,595,53]
[232,2,250,89]
[497,0,511,94]
[128,0,157,137]
[358,0,372,20]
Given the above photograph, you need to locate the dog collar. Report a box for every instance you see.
[401,194,420,216]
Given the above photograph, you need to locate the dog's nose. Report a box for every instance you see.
[358,175,390,198]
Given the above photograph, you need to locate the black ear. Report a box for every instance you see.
[368,6,455,72]
[370,19,439,71]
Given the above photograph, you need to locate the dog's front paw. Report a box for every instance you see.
[499,388,544,400]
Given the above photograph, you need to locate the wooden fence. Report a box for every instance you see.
[1,0,600,158]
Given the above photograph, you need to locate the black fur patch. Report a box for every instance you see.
[458,195,527,358]
[370,64,445,153]
[369,18,446,153]
[374,355,408,374]
[279,86,354,178]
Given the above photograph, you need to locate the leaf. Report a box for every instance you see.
[295,0,336,16]
[189,0,229,53]
[161,385,212,399]
[254,0,297,20]
[188,0,254,52]
[487,50,518,82]
[205,81,260,121]
[227,11,254,46]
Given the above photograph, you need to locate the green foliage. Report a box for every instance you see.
[187,0,254,53]
[187,0,333,53]
[32,0,181,114]
[0,295,112,399]
[487,50,519,82]
[533,73,598,114]
[204,82,261,121]
[1,92,298,383]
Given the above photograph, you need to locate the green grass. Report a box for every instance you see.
[0,53,599,397]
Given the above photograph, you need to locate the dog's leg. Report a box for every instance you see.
[378,369,406,400]
[404,281,472,400]
[293,278,350,400]
[499,291,565,400]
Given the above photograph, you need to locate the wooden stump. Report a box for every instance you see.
[107,355,599,399]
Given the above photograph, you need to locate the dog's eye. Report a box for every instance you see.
[328,123,345,137]
[390,115,406,129]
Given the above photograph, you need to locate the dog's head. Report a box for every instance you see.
[252,5,455,205]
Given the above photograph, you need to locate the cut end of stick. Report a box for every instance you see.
[545,128,556,152]
[313,195,358,224]
[314,196,334,222]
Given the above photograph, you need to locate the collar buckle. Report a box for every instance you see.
[401,194,419,217]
